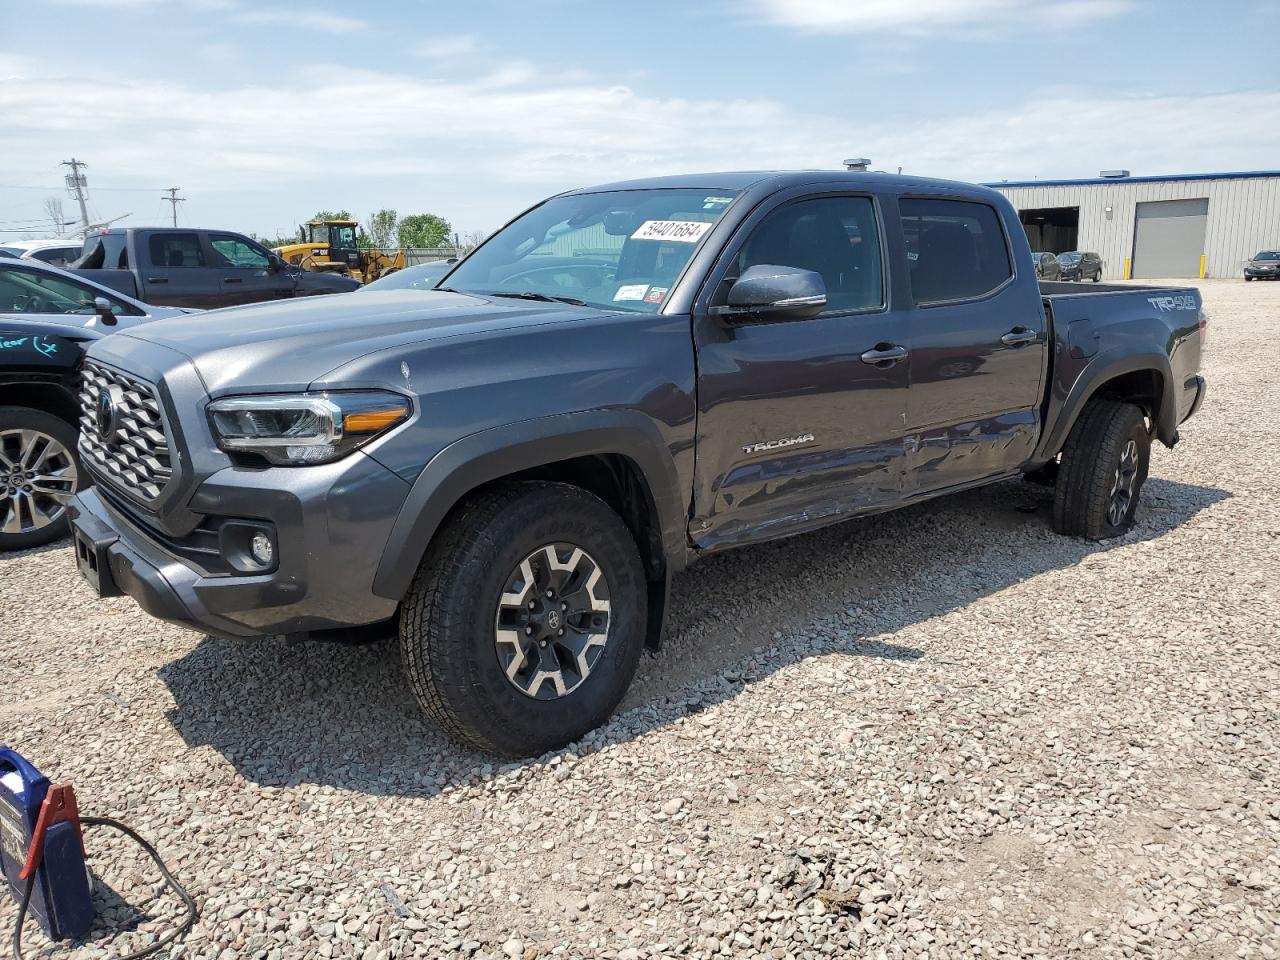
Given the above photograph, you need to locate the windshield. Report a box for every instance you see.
[1058,252,1082,262]
[0,265,131,315]
[443,188,740,312]
[1254,251,1280,261]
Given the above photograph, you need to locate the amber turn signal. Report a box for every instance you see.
[343,408,409,433]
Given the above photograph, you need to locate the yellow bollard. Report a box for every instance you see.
[1199,254,1206,279]
[1123,257,1131,280]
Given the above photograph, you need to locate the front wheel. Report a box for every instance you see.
[0,407,84,551]
[1245,275,1253,282]
[1052,399,1150,539]
[400,482,647,757]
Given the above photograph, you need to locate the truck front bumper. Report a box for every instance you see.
[67,453,410,640]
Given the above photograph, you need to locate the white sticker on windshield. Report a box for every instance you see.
[630,220,712,243]
[702,196,734,209]
[614,284,650,301]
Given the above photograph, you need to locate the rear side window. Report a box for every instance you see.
[899,198,1011,304]
[149,233,206,268]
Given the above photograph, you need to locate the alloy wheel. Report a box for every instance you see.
[1107,439,1140,527]
[494,543,612,700]
[0,428,78,536]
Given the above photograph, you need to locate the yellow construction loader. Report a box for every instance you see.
[273,219,404,284]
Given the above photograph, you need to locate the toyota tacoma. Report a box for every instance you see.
[66,172,1207,756]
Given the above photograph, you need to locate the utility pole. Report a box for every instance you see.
[61,158,90,230]
[162,186,185,227]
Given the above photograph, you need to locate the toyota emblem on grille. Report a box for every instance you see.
[96,385,123,442]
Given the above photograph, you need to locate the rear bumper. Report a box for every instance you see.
[68,453,409,639]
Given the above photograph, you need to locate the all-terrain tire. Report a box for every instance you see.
[400,481,647,757]
[1051,399,1150,539]
[0,406,85,551]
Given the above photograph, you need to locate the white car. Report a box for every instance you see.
[0,257,195,329]
[0,238,86,268]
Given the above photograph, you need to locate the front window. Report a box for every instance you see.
[332,226,357,249]
[1255,251,1280,261]
[210,234,270,269]
[1059,252,1082,263]
[307,224,330,245]
[443,188,740,312]
[0,265,137,316]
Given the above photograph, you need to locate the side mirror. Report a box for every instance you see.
[92,296,118,326]
[714,264,827,322]
[266,253,282,273]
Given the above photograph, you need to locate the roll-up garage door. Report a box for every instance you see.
[1131,198,1208,278]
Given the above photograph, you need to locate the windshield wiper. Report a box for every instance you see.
[486,291,588,306]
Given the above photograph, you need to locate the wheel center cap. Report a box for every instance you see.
[546,608,561,631]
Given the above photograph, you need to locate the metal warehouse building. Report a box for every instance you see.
[987,170,1280,280]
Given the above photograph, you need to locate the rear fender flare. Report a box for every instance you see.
[1038,350,1176,460]
[372,409,687,602]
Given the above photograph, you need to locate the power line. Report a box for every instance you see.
[162,186,185,227]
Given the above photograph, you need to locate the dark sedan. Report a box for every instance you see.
[1032,251,1062,280]
[1244,250,1280,280]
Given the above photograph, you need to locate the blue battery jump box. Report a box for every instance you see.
[0,747,94,941]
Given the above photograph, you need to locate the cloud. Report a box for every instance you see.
[1,51,1276,232]
[415,34,482,59]
[752,0,1133,34]
[234,8,363,33]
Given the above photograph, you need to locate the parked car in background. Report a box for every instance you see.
[1058,250,1102,281]
[71,227,361,308]
[0,258,201,550]
[1032,251,1062,280]
[359,259,456,292]
[0,239,86,268]
[67,170,1206,757]
[1243,250,1280,280]
[1,258,193,328]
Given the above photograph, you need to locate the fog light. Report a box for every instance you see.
[250,532,274,566]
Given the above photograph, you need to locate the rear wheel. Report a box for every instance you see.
[400,482,647,757]
[1051,399,1150,539]
[0,407,84,551]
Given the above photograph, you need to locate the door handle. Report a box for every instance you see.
[860,344,909,365]
[1001,327,1038,346]
[222,277,243,283]
[146,277,168,283]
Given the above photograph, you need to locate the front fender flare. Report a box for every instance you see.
[372,409,688,601]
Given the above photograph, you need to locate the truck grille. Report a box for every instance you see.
[78,360,173,502]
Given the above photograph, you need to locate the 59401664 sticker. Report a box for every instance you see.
[630,220,712,243]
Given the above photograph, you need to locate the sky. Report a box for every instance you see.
[2,0,1278,242]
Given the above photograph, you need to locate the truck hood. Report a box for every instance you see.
[115,289,604,395]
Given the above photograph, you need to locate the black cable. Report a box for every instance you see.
[11,815,198,960]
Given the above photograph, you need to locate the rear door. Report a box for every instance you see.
[690,189,911,550]
[896,196,1047,493]
[209,233,294,305]
[139,232,223,308]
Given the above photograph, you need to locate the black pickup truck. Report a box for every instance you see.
[66,171,1207,756]
[72,227,360,308]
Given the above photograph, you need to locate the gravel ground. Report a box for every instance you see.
[1,278,1277,960]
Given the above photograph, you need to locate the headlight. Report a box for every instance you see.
[208,391,411,465]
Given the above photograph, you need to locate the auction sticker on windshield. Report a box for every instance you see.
[631,220,712,243]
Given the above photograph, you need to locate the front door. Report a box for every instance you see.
[690,192,911,550]
[897,196,1047,493]
[209,234,293,305]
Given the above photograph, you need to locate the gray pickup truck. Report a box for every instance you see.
[72,227,359,308]
[66,171,1207,756]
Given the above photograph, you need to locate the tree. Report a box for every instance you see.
[397,213,451,248]
[366,208,398,249]
[312,209,352,222]
[44,197,66,236]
